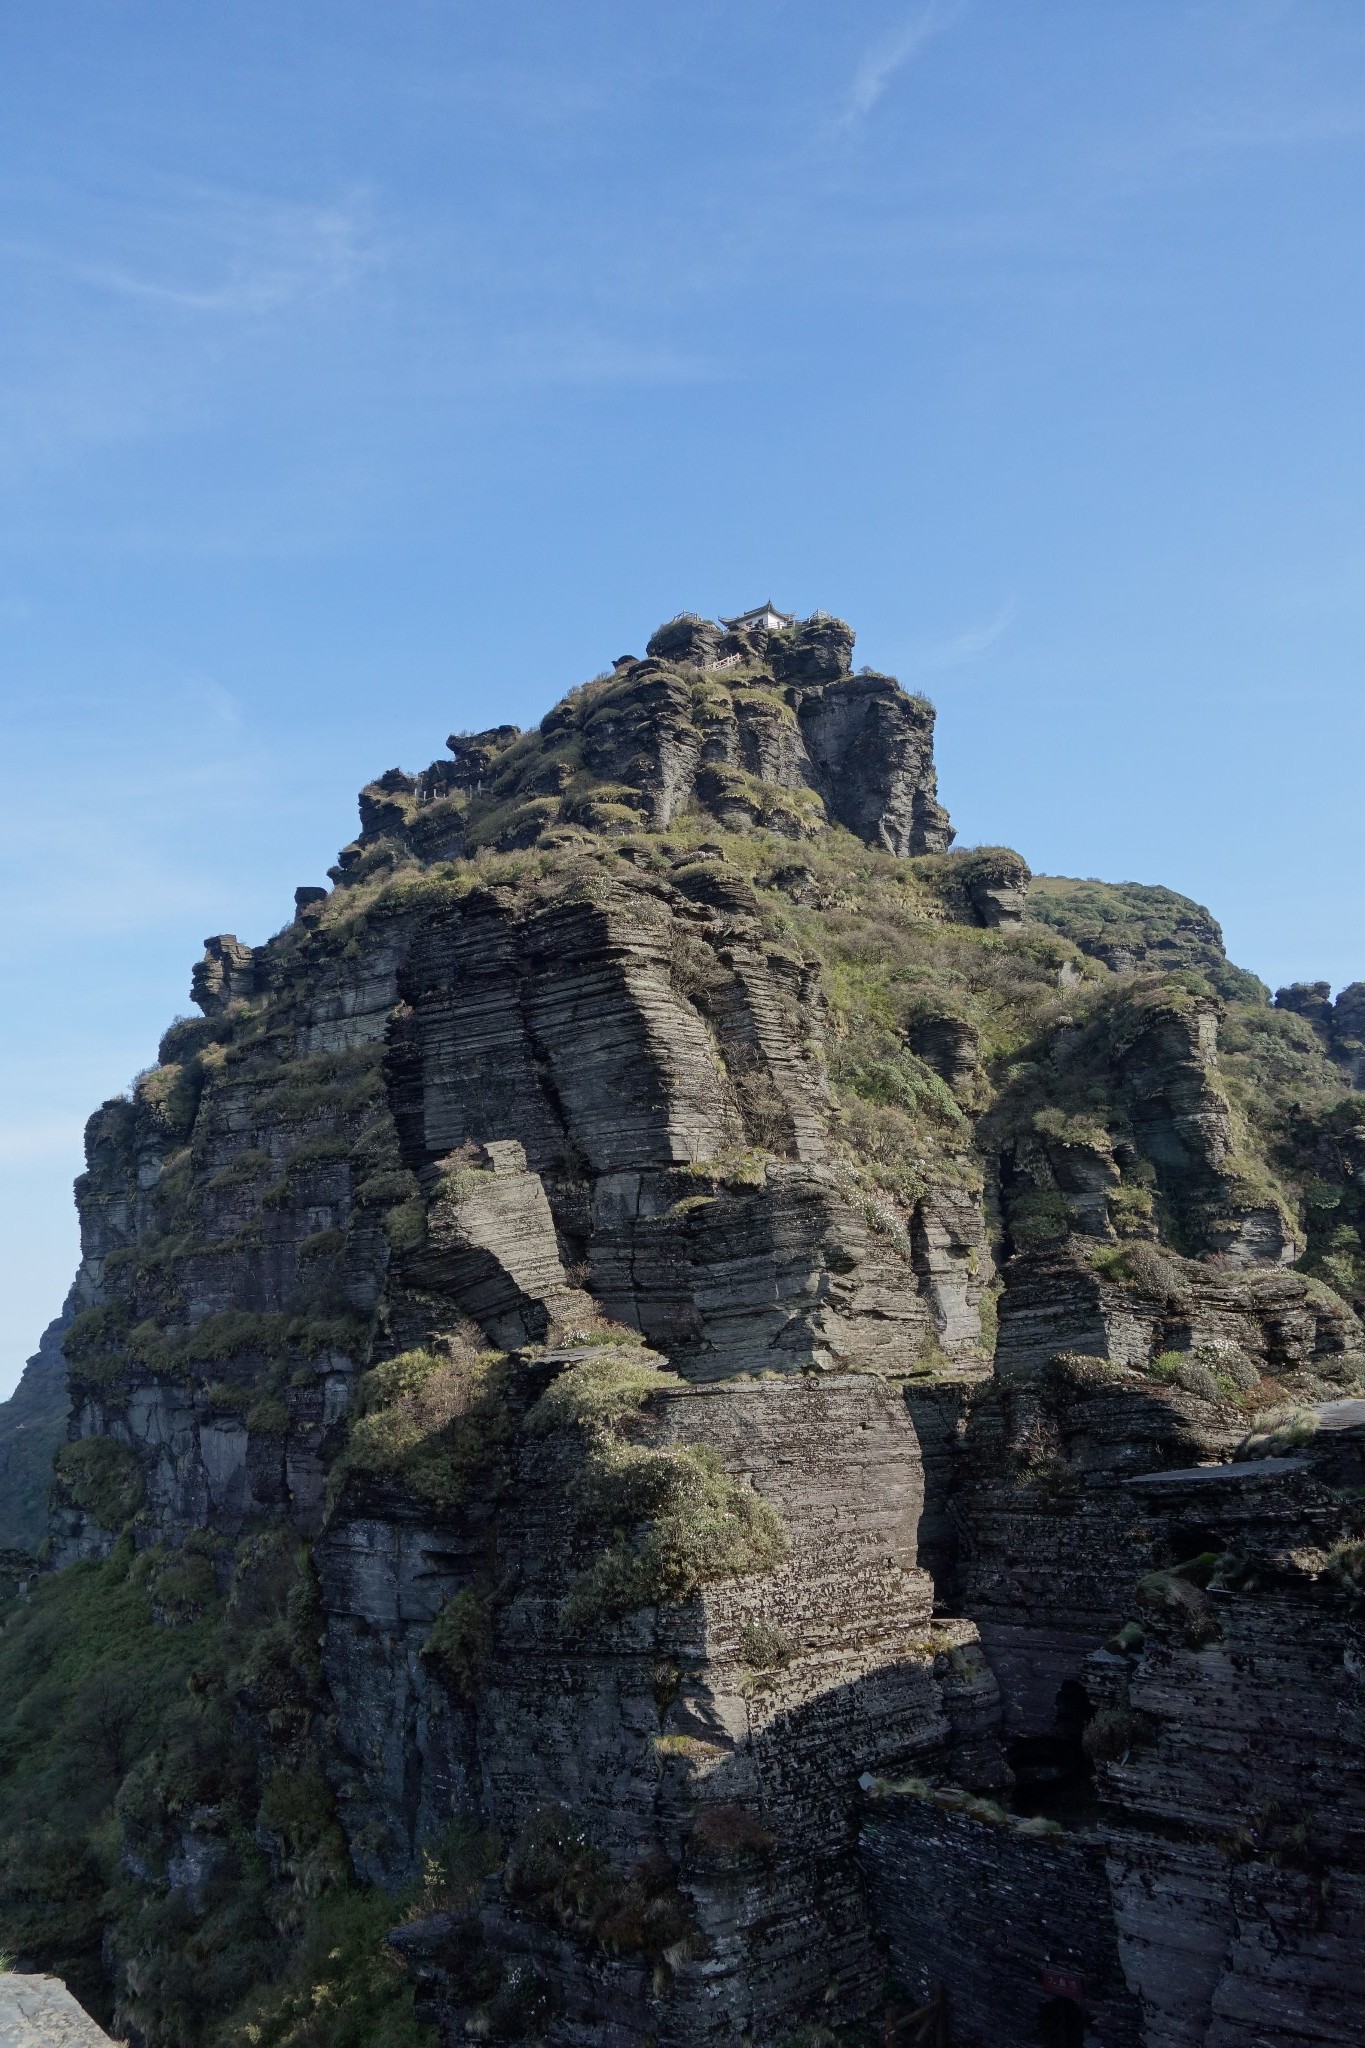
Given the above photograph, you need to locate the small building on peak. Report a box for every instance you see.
[719,601,796,635]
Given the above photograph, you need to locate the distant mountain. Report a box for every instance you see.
[0,1303,70,1553]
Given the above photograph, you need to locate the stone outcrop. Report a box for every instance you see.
[861,1787,1144,2047]
[794,670,953,855]
[1029,879,1265,1001]
[1275,977,1365,1087]
[0,1975,120,2047]
[872,1386,1365,2046]
[1091,1412,1365,2048]
[189,932,257,1014]
[645,614,724,667]
[339,611,952,860]
[7,606,1365,2048]
[322,1368,999,2042]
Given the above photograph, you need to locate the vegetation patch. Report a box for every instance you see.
[380,1199,426,1252]
[423,1588,493,1697]
[252,1049,385,1122]
[1237,1406,1321,1459]
[1083,1706,1154,1763]
[52,1439,144,1531]
[526,1350,681,1433]
[738,1617,794,1670]
[205,1148,273,1190]
[337,1346,516,1510]
[1135,1566,1220,1645]
[0,1547,223,2025]
[299,1227,345,1263]
[246,1395,290,1436]
[565,1440,789,1624]
[1324,1539,1365,1598]
[1028,876,1266,1002]
[141,1546,218,1622]
[527,1352,788,1624]
[502,1806,697,1964]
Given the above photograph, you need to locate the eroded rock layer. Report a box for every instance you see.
[3,608,1363,2048]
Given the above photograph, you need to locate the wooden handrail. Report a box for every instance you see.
[883,1982,949,2047]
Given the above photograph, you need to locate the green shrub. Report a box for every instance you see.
[285,1135,355,1175]
[0,1527,427,2045]
[526,1353,788,1623]
[133,1062,203,1144]
[338,1348,515,1510]
[1325,1539,1365,1597]
[464,794,562,852]
[566,1438,788,1625]
[1108,1183,1155,1236]
[832,1045,966,1129]
[214,1885,431,2048]
[353,1169,420,1210]
[253,1050,384,1122]
[502,1805,617,1929]
[1028,876,1264,1001]
[525,1351,681,1435]
[690,1803,774,1865]
[1032,1105,1111,1150]
[431,1151,495,1206]
[0,1550,222,2019]
[62,1302,133,1380]
[423,1590,493,1697]
[52,1439,143,1531]
[1100,1240,1188,1305]
[114,1309,370,1385]
[1237,1406,1320,1458]
[205,1148,273,1191]
[381,1199,426,1252]
[1006,1188,1071,1251]
[1135,1568,1219,1645]
[298,1227,345,1264]
[145,1548,217,1620]
[140,1310,292,1374]
[502,1806,696,1964]
[246,1397,289,1436]
[1149,1351,1222,1401]
[1082,1707,1149,1763]
[552,1319,649,1349]
[738,1617,794,1670]
[401,1819,502,1921]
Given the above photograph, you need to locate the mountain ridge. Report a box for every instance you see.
[0,609,1361,2048]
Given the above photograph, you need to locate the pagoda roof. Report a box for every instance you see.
[719,601,796,630]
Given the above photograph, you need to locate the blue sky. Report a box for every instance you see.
[3,0,1365,1393]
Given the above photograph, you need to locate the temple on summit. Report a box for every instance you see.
[719,600,796,633]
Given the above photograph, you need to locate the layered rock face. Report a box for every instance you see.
[9,609,1365,2048]
[343,608,952,865]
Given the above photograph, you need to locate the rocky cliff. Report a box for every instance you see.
[0,1304,71,1552]
[1,609,1362,2048]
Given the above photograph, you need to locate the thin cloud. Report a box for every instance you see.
[909,600,1016,671]
[0,184,379,494]
[834,2,961,130]
[1103,98,1364,191]
[0,184,376,318]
